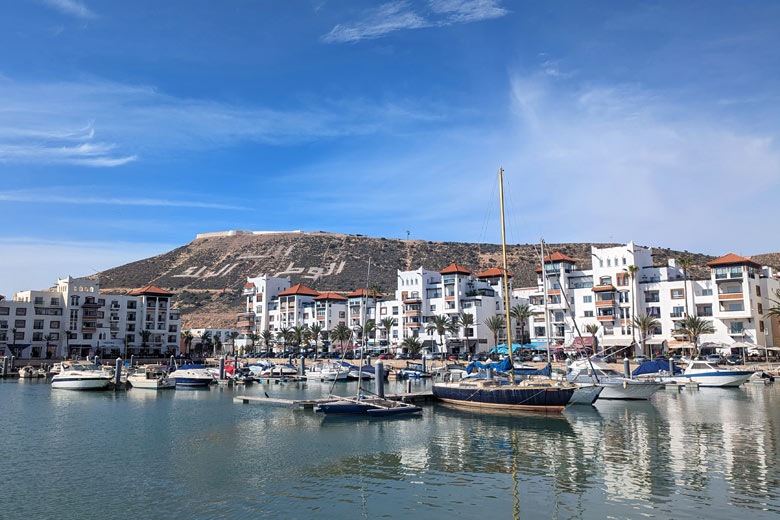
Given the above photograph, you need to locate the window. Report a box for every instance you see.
[83,333,92,339]
[50,298,59,306]
[0,307,8,315]
[583,295,592,303]
[726,302,744,312]
[33,332,43,341]
[70,296,79,306]
[603,326,614,336]
[730,322,743,334]
[584,310,594,317]
[392,306,399,316]
[16,308,26,316]
[671,306,684,317]
[14,331,24,340]
[0,320,6,329]
[607,259,611,267]
[671,288,684,299]
[15,319,26,328]
[645,291,660,303]
[760,321,765,333]
[430,305,436,311]
[599,259,603,267]
[623,257,627,265]
[34,297,44,305]
[618,292,630,303]
[616,273,629,286]
[599,276,611,286]
[758,303,763,314]
[652,325,662,335]
[33,319,44,330]
[647,307,660,318]
[756,286,761,297]
[701,289,712,296]
[339,311,345,318]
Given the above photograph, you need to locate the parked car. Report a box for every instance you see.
[458,352,470,361]
[601,355,617,363]
[726,354,742,365]
[631,355,650,364]
[378,353,393,360]
[653,355,668,362]
[706,354,724,364]
[531,354,545,362]
[394,353,409,360]
[475,353,488,362]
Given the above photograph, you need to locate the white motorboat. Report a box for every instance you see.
[128,365,175,389]
[305,362,349,381]
[18,366,44,379]
[51,363,112,390]
[567,359,662,400]
[259,364,298,377]
[168,364,214,388]
[566,384,604,405]
[677,360,754,387]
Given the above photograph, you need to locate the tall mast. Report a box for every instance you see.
[541,238,551,363]
[498,167,515,384]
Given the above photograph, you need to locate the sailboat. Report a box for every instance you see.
[316,258,422,417]
[431,167,577,412]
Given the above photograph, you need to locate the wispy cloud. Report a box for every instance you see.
[0,79,446,166]
[322,0,508,43]
[0,190,250,210]
[40,0,96,20]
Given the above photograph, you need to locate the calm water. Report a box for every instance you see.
[2,378,779,519]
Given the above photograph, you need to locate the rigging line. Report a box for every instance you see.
[502,171,519,247]
[503,172,525,247]
[477,171,500,246]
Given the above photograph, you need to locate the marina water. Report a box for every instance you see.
[2,379,779,519]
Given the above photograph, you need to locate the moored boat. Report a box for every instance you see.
[306,362,349,381]
[51,363,112,390]
[128,365,175,389]
[432,377,576,412]
[169,364,214,387]
[677,360,754,387]
[567,359,662,400]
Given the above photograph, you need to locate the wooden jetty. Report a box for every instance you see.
[233,391,435,410]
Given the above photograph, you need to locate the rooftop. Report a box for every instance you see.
[128,285,173,296]
[440,263,472,275]
[277,284,320,297]
[476,267,512,279]
[706,253,762,268]
[314,292,348,301]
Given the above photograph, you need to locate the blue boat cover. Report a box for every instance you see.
[177,364,204,370]
[515,363,552,377]
[632,360,682,376]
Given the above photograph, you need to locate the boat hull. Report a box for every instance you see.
[598,382,662,400]
[128,376,175,389]
[172,377,212,387]
[51,377,111,390]
[679,371,754,387]
[568,385,604,405]
[432,383,574,412]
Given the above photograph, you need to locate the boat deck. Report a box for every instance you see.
[233,391,435,410]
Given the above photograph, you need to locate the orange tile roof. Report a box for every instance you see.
[347,288,382,298]
[706,253,761,268]
[314,292,347,301]
[277,284,320,297]
[128,285,173,296]
[243,282,255,288]
[544,252,576,263]
[476,267,513,278]
[440,263,471,275]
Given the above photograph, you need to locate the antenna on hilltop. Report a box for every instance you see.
[406,230,410,241]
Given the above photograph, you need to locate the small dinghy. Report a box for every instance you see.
[316,396,422,416]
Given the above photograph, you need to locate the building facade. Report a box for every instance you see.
[0,277,181,359]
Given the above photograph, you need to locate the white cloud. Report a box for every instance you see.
[40,0,96,20]
[0,79,443,165]
[0,190,250,211]
[322,0,508,43]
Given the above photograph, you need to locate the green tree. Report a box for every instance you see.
[633,313,661,357]
[585,323,599,353]
[484,315,506,351]
[260,330,272,350]
[509,304,533,347]
[456,312,476,354]
[182,330,193,355]
[43,333,54,359]
[228,331,239,354]
[624,264,640,345]
[292,325,308,355]
[678,315,715,360]
[426,315,456,355]
[140,329,151,349]
[276,327,293,353]
[364,320,376,349]
[766,289,780,319]
[309,323,323,358]
[330,323,352,355]
[676,254,694,317]
[401,336,423,356]
[380,317,396,345]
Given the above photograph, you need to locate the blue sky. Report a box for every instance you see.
[1,0,779,294]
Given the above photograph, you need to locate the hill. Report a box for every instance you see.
[94,230,757,328]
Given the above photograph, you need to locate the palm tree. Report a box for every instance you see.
[456,312,476,355]
[585,323,599,354]
[625,264,640,344]
[182,330,193,355]
[330,323,352,355]
[484,315,506,352]
[228,331,239,354]
[380,317,396,345]
[10,327,18,357]
[213,336,222,357]
[140,329,151,353]
[249,332,260,354]
[276,327,293,353]
[401,336,423,356]
[199,331,212,357]
[633,313,661,357]
[678,315,715,360]
[260,330,272,351]
[426,315,455,355]
[677,254,694,317]
[509,304,533,347]
[292,325,308,355]
[363,320,376,350]
[309,323,323,358]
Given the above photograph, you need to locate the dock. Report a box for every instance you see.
[233,391,435,410]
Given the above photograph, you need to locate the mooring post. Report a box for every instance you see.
[10,356,15,372]
[114,357,122,388]
[2,357,7,377]
[169,356,175,371]
[300,356,305,376]
[219,357,226,380]
[669,358,674,376]
[624,358,631,379]
[375,360,385,398]
[487,367,494,381]
[130,354,135,367]
[421,356,426,374]
[406,379,412,394]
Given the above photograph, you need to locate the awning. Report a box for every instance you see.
[571,337,594,347]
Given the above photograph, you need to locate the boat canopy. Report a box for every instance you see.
[632,360,682,376]
[466,359,552,377]
[177,364,205,370]
[489,342,550,354]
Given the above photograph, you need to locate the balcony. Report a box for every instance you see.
[718,293,743,300]
[669,312,684,318]
[595,300,614,308]
[597,315,615,321]
[403,298,422,305]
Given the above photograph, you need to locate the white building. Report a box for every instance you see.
[513,243,780,356]
[0,277,181,359]
[184,327,239,355]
